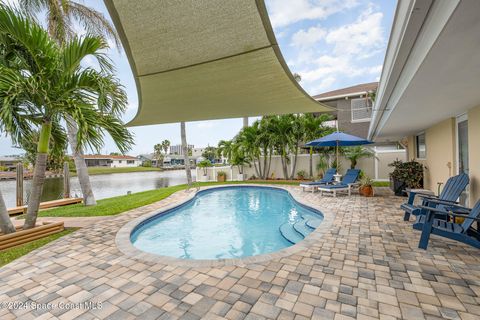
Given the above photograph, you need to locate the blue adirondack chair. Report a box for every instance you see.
[317,169,361,197]
[300,168,336,192]
[418,199,480,249]
[401,173,469,222]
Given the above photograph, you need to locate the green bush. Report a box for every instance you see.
[142,160,152,167]
[389,160,424,188]
[297,170,307,179]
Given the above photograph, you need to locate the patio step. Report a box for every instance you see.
[279,223,303,244]
[306,218,322,229]
[293,219,313,238]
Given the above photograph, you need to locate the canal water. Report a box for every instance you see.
[0,170,196,208]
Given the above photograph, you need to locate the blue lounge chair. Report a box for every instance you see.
[418,199,480,250]
[401,173,469,222]
[317,169,361,197]
[300,168,336,192]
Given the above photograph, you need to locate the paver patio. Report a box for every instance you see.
[0,186,479,320]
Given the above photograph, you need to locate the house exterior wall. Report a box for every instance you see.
[110,159,141,168]
[406,111,480,206]
[322,99,370,138]
[424,118,456,191]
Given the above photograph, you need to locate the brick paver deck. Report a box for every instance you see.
[1,186,479,320]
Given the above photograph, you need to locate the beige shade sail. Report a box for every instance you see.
[104,0,332,126]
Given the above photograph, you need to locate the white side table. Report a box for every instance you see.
[333,173,342,183]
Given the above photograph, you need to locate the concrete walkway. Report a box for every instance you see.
[0,186,479,320]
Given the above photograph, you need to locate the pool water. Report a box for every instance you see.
[131,186,323,260]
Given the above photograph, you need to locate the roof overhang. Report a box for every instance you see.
[368,0,480,141]
[103,0,332,127]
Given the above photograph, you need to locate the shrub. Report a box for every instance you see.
[142,160,152,167]
[389,160,424,188]
[297,170,307,179]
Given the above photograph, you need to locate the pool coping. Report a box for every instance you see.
[115,184,335,268]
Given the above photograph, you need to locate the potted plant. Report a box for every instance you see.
[359,176,374,197]
[388,160,424,196]
[217,171,227,182]
[297,170,307,180]
[197,159,212,182]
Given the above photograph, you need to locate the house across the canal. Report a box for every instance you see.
[83,155,141,168]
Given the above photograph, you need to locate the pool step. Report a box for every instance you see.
[293,219,313,238]
[279,223,303,244]
[306,218,322,229]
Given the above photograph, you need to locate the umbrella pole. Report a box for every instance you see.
[336,141,339,169]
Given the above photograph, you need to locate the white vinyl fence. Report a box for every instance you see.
[196,149,406,182]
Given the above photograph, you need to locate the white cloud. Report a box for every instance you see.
[291,26,326,48]
[267,0,359,28]
[311,76,336,93]
[325,7,384,55]
[286,5,387,95]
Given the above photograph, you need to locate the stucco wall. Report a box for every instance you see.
[111,159,141,168]
[468,105,480,204]
[423,118,456,191]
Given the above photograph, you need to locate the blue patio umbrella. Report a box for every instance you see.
[305,131,373,168]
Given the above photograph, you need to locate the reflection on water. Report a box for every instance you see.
[0,170,195,207]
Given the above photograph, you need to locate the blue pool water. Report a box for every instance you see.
[131,186,323,260]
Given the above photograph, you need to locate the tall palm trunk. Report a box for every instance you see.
[24,122,51,229]
[0,189,15,234]
[67,118,96,205]
[243,117,248,128]
[309,147,314,178]
[181,122,192,186]
[290,144,299,180]
[266,148,273,179]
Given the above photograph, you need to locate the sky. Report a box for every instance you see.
[0,0,396,156]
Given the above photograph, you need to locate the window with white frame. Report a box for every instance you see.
[350,97,372,122]
[416,132,426,159]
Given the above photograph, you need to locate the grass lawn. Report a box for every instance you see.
[71,166,163,176]
[34,181,300,218]
[372,181,390,187]
[0,229,77,267]
[28,180,389,218]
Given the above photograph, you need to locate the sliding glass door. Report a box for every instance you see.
[456,114,469,205]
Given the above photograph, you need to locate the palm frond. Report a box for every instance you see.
[0,4,59,74]
[62,35,112,74]
[68,1,121,49]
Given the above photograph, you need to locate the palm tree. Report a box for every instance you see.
[19,0,122,206]
[0,188,15,234]
[304,114,333,178]
[0,6,133,229]
[153,143,164,167]
[161,139,170,155]
[180,122,192,186]
[344,146,375,169]
[217,140,234,163]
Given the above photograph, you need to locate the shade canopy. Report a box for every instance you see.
[306,132,373,147]
[103,0,332,126]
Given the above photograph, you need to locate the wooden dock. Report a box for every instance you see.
[8,198,83,216]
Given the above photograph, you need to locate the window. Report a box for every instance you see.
[118,160,122,163]
[127,160,134,164]
[351,97,372,122]
[416,132,426,159]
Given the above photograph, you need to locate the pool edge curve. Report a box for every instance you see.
[115,184,335,268]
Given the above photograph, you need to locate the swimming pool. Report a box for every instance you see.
[131,186,323,260]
